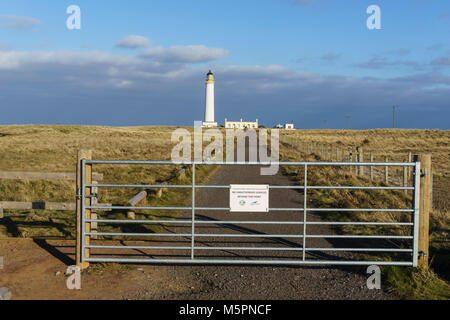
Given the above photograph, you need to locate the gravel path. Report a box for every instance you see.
[138,162,394,300]
[0,150,395,299]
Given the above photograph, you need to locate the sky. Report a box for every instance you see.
[0,0,449,129]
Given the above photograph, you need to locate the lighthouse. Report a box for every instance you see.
[202,70,218,127]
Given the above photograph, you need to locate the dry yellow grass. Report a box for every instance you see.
[280,129,449,245]
[0,125,213,238]
[0,125,448,298]
[282,129,450,177]
[279,129,449,296]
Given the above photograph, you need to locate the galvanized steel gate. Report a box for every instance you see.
[79,160,421,267]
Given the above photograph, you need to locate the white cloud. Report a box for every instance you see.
[0,50,141,70]
[432,56,450,66]
[357,56,420,70]
[1,15,40,31]
[291,0,316,6]
[0,42,11,51]
[116,35,151,49]
[141,45,229,63]
[0,47,449,128]
[321,53,340,61]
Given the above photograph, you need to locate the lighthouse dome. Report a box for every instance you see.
[206,70,214,82]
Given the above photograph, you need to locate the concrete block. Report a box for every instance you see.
[0,287,11,300]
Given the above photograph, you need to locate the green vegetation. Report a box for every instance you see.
[383,266,450,300]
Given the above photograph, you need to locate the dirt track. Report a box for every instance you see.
[0,161,394,300]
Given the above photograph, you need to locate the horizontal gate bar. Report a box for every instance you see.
[86,160,415,167]
[85,245,412,253]
[306,248,413,252]
[84,257,414,266]
[306,235,413,239]
[307,186,414,190]
[305,208,414,212]
[85,232,304,238]
[85,183,414,191]
[85,219,413,226]
[88,205,415,213]
[86,232,412,239]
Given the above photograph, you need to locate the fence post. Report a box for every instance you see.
[430,168,433,209]
[414,154,431,269]
[408,152,412,180]
[370,153,374,179]
[76,149,92,270]
[385,156,389,183]
[357,147,364,176]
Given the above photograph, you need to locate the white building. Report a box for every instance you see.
[225,118,258,129]
[285,122,294,130]
[202,70,218,128]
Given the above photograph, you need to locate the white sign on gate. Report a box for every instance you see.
[230,184,269,212]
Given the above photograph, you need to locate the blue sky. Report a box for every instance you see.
[0,0,449,128]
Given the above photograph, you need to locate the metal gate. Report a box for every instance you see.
[79,160,420,267]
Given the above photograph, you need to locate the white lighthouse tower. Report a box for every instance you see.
[202,70,217,127]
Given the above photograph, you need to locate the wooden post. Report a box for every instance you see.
[414,154,431,269]
[76,149,92,270]
[385,156,389,184]
[370,153,374,179]
[357,147,364,176]
[408,152,412,180]
[349,150,353,173]
[0,207,3,219]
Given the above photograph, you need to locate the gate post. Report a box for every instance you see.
[414,154,431,269]
[76,150,92,270]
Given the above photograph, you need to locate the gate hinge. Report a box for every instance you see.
[420,168,428,177]
[418,251,427,258]
[76,189,98,199]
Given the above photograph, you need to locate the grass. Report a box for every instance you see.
[383,267,450,300]
[1,125,448,298]
[0,125,218,239]
[279,130,450,299]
